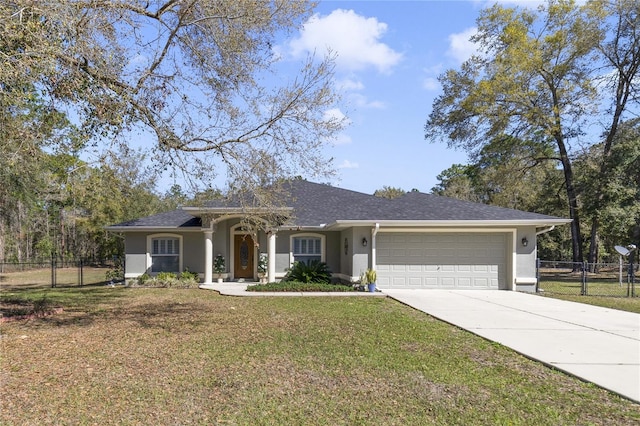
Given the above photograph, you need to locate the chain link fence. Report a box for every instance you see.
[0,258,123,289]
[537,260,638,297]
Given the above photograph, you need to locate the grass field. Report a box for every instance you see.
[1,286,639,425]
[538,265,637,298]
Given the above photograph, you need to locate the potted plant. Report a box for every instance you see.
[257,253,268,283]
[361,269,377,293]
[214,254,226,283]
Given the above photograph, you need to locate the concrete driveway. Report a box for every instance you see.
[381,289,640,403]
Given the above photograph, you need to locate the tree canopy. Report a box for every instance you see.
[2,1,345,194]
[425,0,640,263]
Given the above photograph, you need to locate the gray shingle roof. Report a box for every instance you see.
[284,181,564,225]
[108,180,567,229]
[109,209,202,228]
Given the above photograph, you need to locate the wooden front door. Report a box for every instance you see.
[234,234,255,279]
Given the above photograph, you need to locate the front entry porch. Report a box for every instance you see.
[201,221,277,285]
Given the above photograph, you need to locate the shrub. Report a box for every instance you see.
[137,273,151,285]
[283,260,332,284]
[214,254,225,274]
[156,271,178,282]
[179,269,199,282]
[105,266,123,283]
[258,253,268,274]
[32,296,53,315]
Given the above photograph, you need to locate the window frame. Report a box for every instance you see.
[146,234,183,274]
[290,233,325,265]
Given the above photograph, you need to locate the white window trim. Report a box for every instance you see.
[146,233,184,274]
[290,233,325,266]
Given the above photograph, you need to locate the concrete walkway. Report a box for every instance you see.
[200,283,639,402]
[382,289,640,403]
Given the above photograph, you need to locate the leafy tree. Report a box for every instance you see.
[577,119,640,261]
[373,186,406,199]
[430,164,481,202]
[426,0,639,264]
[583,0,640,263]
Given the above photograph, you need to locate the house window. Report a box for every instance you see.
[150,237,180,272]
[292,236,322,265]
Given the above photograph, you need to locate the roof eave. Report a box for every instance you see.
[181,206,294,216]
[326,218,572,229]
[105,226,204,232]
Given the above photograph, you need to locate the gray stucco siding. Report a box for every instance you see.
[515,226,538,291]
[273,230,342,276]
[123,231,204,277]
[182,232,205,274]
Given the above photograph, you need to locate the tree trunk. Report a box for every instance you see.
[588,219,599,272]
[556,135,583,265]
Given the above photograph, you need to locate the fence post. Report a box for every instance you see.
[51,257,56,288]
[78,258,84,286]
[581,261,588,296]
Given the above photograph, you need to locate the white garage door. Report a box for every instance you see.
[376,233,508,289]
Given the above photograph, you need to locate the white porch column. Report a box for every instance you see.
[203,230,213,285]
[371,223,380,270]
[267,231,277,282]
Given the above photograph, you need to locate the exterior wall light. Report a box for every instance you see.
[362,237,368,247]
[521,237,529,247]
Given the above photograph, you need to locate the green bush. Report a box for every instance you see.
[105,267,123,283]
[156,272,178,282]
[246,281,354,292]
[179,269,199,282]
[283,260,332,284]
[132,271,199,288]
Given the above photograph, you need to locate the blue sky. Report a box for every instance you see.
[145,1,545,195]
[269,0,540,194]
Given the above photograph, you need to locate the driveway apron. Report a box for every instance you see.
[382,289,640,403]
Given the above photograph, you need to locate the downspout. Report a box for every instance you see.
[536,225,555,236]
[371,223,380,270]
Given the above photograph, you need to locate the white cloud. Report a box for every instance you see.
[322,108,352,145]
[338,159,359,169]
[323,108,350,125]
[422,77,440,91]
[288,9,403,73]
[337,77,364,91]
[331,133,353,146]
[447,27,478,64]
[350,93,385,109]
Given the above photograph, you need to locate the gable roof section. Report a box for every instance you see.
[107,180,569,230]
[108,209,202,230]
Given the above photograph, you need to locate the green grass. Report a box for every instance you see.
[539,277,640,313]
[1,287,639,425]
[541,292,640,314]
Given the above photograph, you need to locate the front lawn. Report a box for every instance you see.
[1,287,639,425]
[541,292,640,314]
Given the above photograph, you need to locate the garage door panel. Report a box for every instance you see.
[457,278,472,287]
[377,233,507,290]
